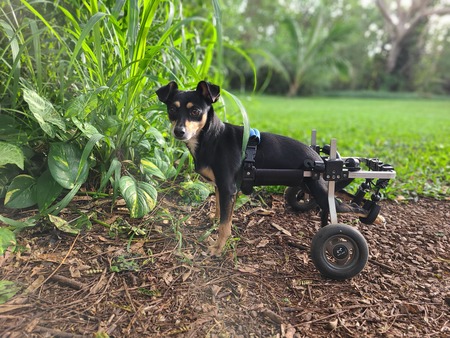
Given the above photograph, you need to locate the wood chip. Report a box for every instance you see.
[271,222,292,237]
[260,308,283,324]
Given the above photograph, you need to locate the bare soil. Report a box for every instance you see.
[0,194,449,337]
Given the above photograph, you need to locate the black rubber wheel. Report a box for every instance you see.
[311,224,369,280]
[284,185,317,212]
[359,202,381,225]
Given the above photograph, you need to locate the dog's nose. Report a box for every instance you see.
[174,126,186,138]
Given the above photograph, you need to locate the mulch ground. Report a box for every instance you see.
[0,193,449,337]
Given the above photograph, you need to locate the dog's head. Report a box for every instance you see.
[156,81,220,142]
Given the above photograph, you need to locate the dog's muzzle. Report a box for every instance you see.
[173,126,186,139]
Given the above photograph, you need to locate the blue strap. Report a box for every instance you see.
[249,128,261,144]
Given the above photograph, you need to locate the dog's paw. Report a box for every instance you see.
[208,242,224,257]
[373,214,386,226]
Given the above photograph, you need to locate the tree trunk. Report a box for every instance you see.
[376,0,450,74]
[287,80,299,97]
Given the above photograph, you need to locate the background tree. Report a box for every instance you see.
[219,0,450,95]
[375,0,450,90]
[276,7,354,96]
[221,0,357,95]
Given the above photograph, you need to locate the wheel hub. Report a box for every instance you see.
[332,243,349,260]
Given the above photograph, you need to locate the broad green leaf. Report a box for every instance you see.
[71,117,101,139]
[0,165,20,199]
[102,116,121,136]
[0,228,16,255]
[65,93,98,118]
[35,170,64,212]
[23,88,65,137]
[0,142,24,169]
[48,214,79,235]
[153,149,177,179]
[141,158,166,180]
[47,134,103,215]
[180,180,213,205]
[119,177,157,218]
[4,175,37,209]
[147,126,165,146]
[48,143,89,189]
[0,115,26,143]
[0,280,21,304]
[0,215,36,230]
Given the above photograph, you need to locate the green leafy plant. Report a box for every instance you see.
[0,0,215,214]
[0,0,251,253]
[0,227,17,255]
[0,280,21,304]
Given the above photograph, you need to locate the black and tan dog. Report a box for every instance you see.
[157,81,368,255]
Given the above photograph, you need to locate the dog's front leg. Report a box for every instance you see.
[209,185,236,256]
[214,186,220,220]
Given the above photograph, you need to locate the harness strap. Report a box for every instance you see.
[241,128,260,195]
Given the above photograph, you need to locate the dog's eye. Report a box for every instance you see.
[169,106,177,116]
[191,108,202,117]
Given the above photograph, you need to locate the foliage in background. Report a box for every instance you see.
[274,7,353,96]
[220,0,450,95]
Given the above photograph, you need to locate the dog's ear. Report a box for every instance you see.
[156,81,178,103]
[196,81,220,104]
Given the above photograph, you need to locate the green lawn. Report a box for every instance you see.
[229,95,450,199]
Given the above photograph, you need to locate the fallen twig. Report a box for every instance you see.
[260,308,283,324]
[34,326,85,338]
[369,258,397,273]
[286,240,309,251]
[271,222,292,236]
[38,234,80,296]
[49,274,85,290]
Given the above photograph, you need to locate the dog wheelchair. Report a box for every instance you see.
[240,130,396,280]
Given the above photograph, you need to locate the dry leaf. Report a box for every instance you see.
[327,319,338,330]
[69,265,82,278]
[24,275,45,295]
[256,238,270,248]
[210,285,222,297]
[182,269,192,282]
[237,265,257,274]
[271,222,292,237]
[0,304,31,314]
[260,308,283,324]
[162,271,173,285]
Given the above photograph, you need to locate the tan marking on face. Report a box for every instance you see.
[198,167,215,183]
[184,113,207,137]
[186,102,193,109]
[171,112,207,155]
[174,101,180,107]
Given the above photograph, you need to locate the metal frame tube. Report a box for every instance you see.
[328,139,338,224]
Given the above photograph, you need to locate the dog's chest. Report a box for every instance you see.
[186,138,198,156]
[197,166,216,184]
